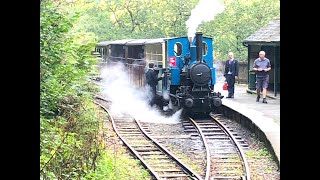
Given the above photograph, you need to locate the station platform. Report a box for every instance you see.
[215,81,280,168]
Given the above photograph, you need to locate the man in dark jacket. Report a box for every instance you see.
[145,63,164,106]
[224,52,239,98]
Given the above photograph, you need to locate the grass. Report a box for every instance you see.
[245,147,270,158]
[245,147,279,179]
[84,149,151,180]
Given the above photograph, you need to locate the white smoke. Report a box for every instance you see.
[100,63,182,124]
[213,61,226,83]
[186,0,225,38]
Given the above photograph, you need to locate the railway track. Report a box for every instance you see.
[94,97,202,180]
[184,115,251,180]
[95,95,251,179]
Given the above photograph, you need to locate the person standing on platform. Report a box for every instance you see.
[253,51,271,103]
[224,52,239,98]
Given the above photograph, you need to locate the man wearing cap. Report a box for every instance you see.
[145,63,164,106]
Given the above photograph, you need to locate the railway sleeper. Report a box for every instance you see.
[208,142,234,146]
[211,151,239,154]
[151,135,191,139]
[210,154,240,158]
[116,124,137,127]
[196,124,220,127]
[114,120,134,122]
[211,176,243,179]
[158,174,189,178]
[149,159,172,164]
[206,139,246,143]
[212,164,243,168]
[214,171,243,175]
[203,135,229,138]
[212,164,242,169]
[141,155,169,159]
[189,133,225,137]
[209,146,239,149]
[134,147,159,151]
[154,168,183,172]
[120,134,144,137]
[122,136,148,140]
[138,151,164,155]
[185,129,223,132]
[114,126,137,128]
[200,129,226,132]
[131,144,155,147]
[213,160,242,163]
[117,129,141,131]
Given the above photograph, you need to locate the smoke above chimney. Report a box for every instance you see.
[186,0,225,38]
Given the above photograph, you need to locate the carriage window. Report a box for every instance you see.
[174,42,182,56]
[202,42,208,56]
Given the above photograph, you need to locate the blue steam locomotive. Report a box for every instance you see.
[94,32,223,114]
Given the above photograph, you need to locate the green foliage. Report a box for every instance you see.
[40,0,103,179]
[84,150,151,180]
[40,96,103,179]
[71,0,279,61]
[245,147,271,158]
[72,0,199,40]
[40,0,98,117]
[201,0,280,61]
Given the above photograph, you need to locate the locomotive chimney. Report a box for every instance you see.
[195,32,203,62]
[188,37,193,44]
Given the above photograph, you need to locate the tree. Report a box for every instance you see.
[200,0,280,61]
[41,1,103,179]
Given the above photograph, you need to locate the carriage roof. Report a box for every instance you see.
[96,38,169,47]
[125,39,153,45]
[143,38,169,44]
[108,39,135,45]
[96,41,112,47]
[96,36,211,47]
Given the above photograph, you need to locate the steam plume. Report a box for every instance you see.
[100,64,182,124]
[186,0,225,38]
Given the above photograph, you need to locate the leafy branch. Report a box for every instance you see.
[40,133,68,173]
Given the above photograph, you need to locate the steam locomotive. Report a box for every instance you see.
[94,32,223,115]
